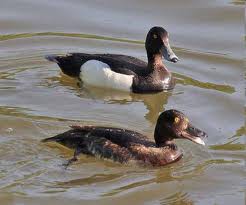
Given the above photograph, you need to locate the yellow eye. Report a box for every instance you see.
[153,34,157,39]
[174,117,180,124]
[185,118,189,123]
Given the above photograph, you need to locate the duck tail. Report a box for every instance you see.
[44,53,82,77]
[41,135,61,143]
[41,129,88,149]
[41,126,86,143]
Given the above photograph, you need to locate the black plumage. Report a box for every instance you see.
[45,27,179,93]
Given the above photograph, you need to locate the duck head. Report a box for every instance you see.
[154,109,207,147]
[145,26,179,63]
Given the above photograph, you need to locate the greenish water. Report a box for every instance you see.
[0,32,143,44]
[0,0,244,205]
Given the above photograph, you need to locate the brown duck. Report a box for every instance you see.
[42,110,207,167]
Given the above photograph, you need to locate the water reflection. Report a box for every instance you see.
[230,0,245,5]
[209,141,245,151]
[0,106,79,122]
[53,173,123,188]
[78,88,172,124]
[0,32,143,45]
[50,69,236,125]
[160,191,193,205]
[209,125,245,151]
[174,73,235,94]
[41,156,240,203]
[102,177,154,197]
[231,125,245,138]
[51,74,173,124]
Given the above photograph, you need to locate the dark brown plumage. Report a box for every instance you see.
[42,110,207,167]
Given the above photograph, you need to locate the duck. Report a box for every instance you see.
[42,109,207,167]
[45,26,179,93]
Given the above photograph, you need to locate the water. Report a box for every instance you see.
[0,0,244,204]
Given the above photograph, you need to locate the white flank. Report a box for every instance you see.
[80,60,134,92]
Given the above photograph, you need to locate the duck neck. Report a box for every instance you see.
[154,126,173,148]
[154,135,172,148]
[147,53,168,71]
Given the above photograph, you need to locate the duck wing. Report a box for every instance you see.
[42,125,155,164]
[45,53,148,77]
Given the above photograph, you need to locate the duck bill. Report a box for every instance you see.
[181,124,207,146]
[162,39,179,63]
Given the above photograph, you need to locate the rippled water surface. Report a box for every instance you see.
[0,0,244,204]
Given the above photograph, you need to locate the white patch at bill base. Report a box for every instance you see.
[80,60,134,91]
